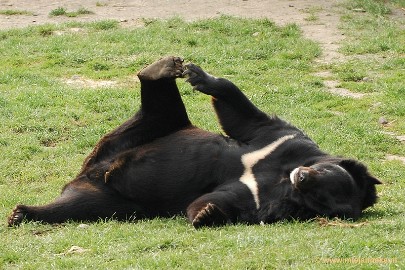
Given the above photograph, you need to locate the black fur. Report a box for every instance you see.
[8,57,381,228]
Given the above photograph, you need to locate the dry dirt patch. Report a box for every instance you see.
[64,75,117,89]
[323,80,367,99]
[386,155,405,165]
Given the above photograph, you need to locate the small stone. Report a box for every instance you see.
[378,117,389,125]
[77,224,90,229]
[362,77,371,82]
[252,32,260,37]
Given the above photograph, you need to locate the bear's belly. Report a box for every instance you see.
[103,129,243,210]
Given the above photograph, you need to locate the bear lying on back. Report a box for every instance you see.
[8,56,381,228]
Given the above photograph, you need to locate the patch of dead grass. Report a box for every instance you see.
[316,217,369,228]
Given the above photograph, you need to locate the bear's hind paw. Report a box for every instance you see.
[137,56,184,81]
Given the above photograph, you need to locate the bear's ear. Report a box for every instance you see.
[339,159,382,186]
[339,159,382,210]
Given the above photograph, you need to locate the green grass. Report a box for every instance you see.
[345,0,392,15]
[49,7,94,17]
[334,0,405,138]
[303,6,322,22]
[0,9,33,16]
[96,2,108,7]
[0,10,404,270]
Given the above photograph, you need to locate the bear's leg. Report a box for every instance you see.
[187,192,239,229]
[183,63,269,143]
[136,56,190,129]
[83,56,191,167]
[8,57,191,226]
[8,178,144,226]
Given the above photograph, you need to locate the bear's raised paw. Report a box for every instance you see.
[137,56,184,81]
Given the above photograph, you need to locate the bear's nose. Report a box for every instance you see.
[297,166,319,183]
[299,171,308,182]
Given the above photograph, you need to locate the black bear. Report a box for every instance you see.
[8,56,381,228]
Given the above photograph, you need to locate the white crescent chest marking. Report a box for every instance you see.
[239,134,296,209]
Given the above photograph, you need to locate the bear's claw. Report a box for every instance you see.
[8,205,26,227]
[192,203,229,229]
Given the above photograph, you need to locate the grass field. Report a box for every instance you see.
[1,1,404,269]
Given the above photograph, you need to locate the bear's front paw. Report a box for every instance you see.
[192,203,229,229]
[183,63,218,95]
[8,205,28,227]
